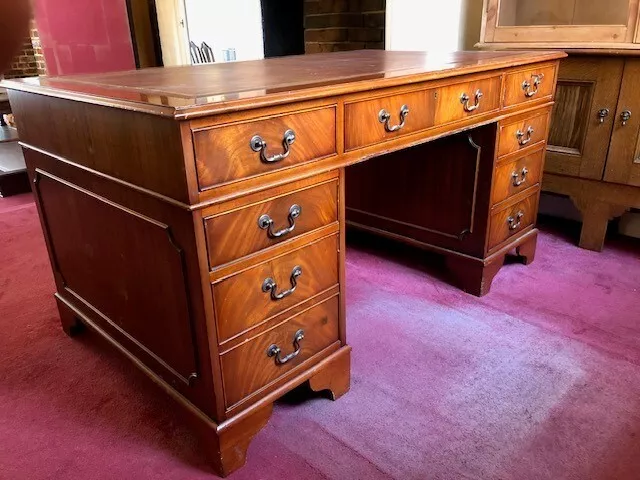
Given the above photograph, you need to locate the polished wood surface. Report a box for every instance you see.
[492,148,544,205]
[502,63,557,108]
[3,50,564,117]
[488,190,539,250]
[194,105,337,189]
[221,295,340,408]
[497,108,550,157]
[212,234,339,343]
[2,50,563,476]
[204,175,338,268]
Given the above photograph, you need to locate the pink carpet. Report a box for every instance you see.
[1,193,640,479]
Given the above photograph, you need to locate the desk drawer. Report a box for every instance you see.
[491,149,544,206]
[221,295,339,408]
[204,177,338,268]
[497,110,549,158]
[434,75,501,125]
[488,192,538,251]
[193,106,336,190]
[344,88,436,150]
[212,234,339,342]
[503,64,556,108]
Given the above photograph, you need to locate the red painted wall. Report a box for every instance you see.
[34,0,136,76]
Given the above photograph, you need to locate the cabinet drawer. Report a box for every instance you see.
[497,110,549,157]
[503,64,557,108]
[221,295,339,408]
[193,106,336,190]
[491,149,544,205]
[434,75,501,125]
[488,192,539,251]
[344,88,436,150]
[212,235,339,342]
[204,178,338,268]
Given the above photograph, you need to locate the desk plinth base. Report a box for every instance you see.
[54,295,350,477]
[446,230,538,296]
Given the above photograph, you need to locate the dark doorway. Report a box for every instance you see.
[261,0,305,58]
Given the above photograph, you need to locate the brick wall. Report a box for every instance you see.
[4,22,46,79]
[304,0,385,53]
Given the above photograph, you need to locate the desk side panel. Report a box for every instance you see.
[7,90,191,204]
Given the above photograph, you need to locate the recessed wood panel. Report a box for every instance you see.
[545,57,624,179]
[34,171,199,385]
[548,82,592,152]
[221,296,339,409]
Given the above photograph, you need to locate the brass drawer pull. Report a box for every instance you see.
[378,104,409,132]
[522,73,544,98]
[460,89,483,112]
[516,126,534,146]
[511,167,529,187]
[258,204,301,239]
[507,211,524,230]
[267,329,304,365]
[262,265,302,301]
[250,129,296,163]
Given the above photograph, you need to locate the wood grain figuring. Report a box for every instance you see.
[1,50,565,118]
[212,235,339,342]
[488,190,539,250]
[435,75,502,125]
[492,149,544,205]
[502,63,557,108]
[2,50,563,476]
[604,58,640,187]
[546,56,624,180]
[344,87,436,150]
[204,178,338,268]
[193,106,337,190]
[497,108,549,157]
[220,296,340,408]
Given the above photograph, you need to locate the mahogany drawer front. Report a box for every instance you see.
[488,192,538,251]
[503,64,556,108]
[497,110,549,158]
[434,75,501,125]
[193,106,336,190]
[344,88,436,150]
[221,295,339,408]
[212,234,339,342]
[205,178,338,268]
[491,149,544,206]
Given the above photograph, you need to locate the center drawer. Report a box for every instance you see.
[434,75,501,125]
[220,295,340,409]
[212,234,339,342]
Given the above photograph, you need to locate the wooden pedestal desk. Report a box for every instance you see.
[2,50,564,476]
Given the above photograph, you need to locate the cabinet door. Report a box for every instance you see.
[545,57,624,179]
[604,59,640,186]
[482,0,640,45]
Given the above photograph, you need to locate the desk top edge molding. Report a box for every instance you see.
[0,50,566,120]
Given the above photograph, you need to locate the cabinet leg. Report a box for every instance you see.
[570,195,628,252]
[202,403,273,478]
[55,296,84,337]
[445,254,505,297]
[515,230,537,265]
[308,346,351,400]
